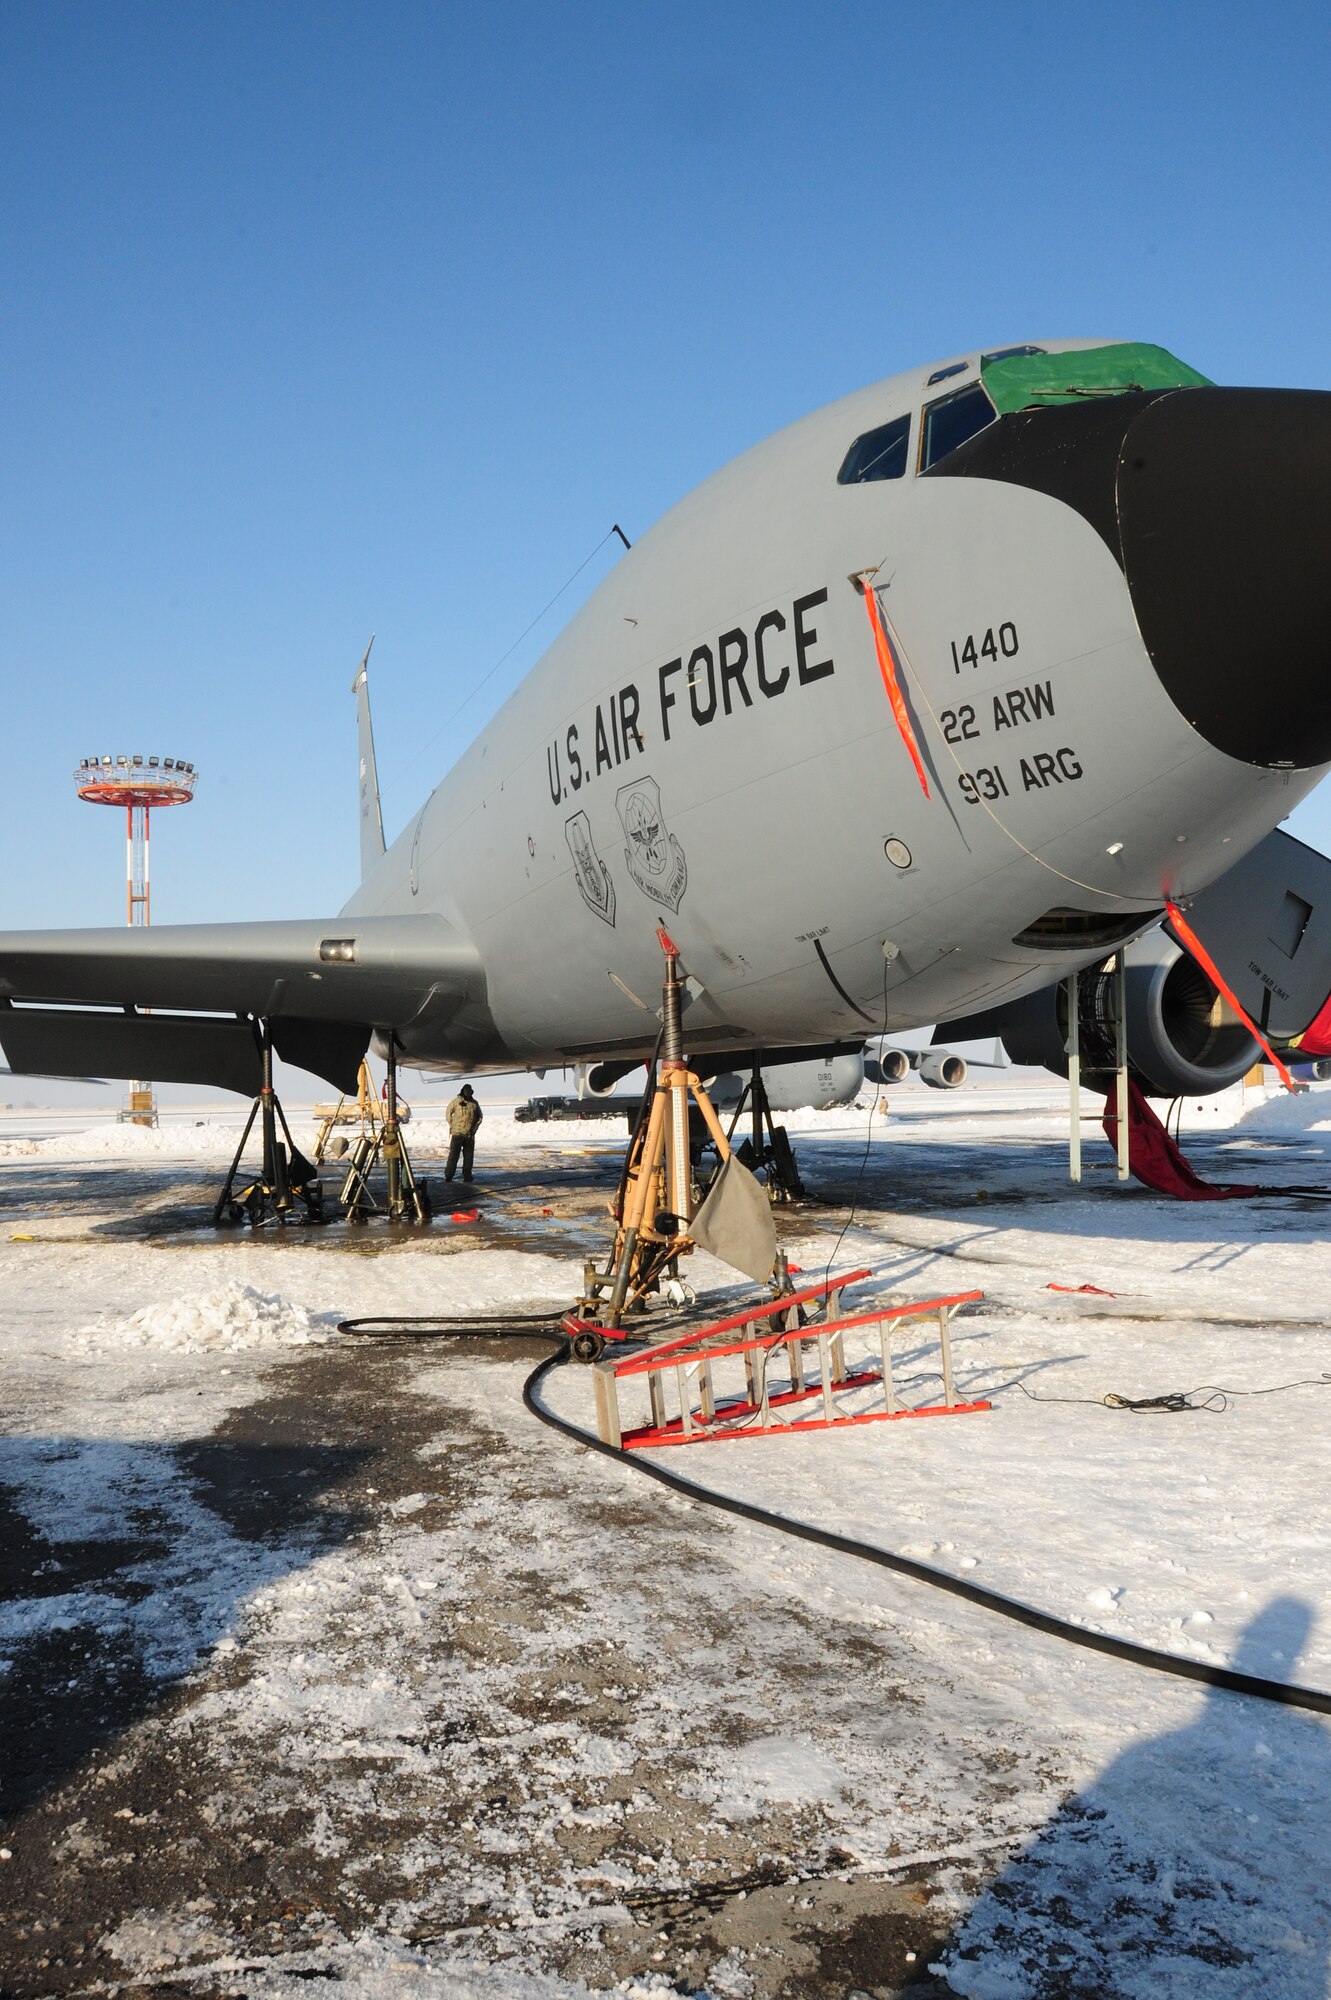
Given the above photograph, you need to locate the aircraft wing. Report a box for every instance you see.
[0,913,483,1096]
[0,1069,107,1083]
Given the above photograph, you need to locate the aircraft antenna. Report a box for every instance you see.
[391,522,632,786]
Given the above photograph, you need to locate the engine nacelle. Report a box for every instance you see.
[864,1048,911,1085]
[944,930,1258,1098]
[918,1051,968,1090]
[935,827,1331,1098]
[579,1058,641,1097]
[582,1041,866,1109]
[1115,934,1260,1095]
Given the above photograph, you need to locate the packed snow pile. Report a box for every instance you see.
[1238,1078,1331,1135]
[0,1117,249,1160]
[404,1109,631,1155]
[81,1281,339,1353]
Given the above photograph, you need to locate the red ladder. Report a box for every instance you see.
[585,1277,990,1449]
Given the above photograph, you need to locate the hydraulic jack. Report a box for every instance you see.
[214,1022,323,1226]
[723,1058,805,1201]
[335,1039,431,1224]
[578,931,788,1329]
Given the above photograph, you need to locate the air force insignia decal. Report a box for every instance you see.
[565,811,616,927]
[615,774,688,914]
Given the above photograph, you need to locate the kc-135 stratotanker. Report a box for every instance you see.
[5,338,1331,1100]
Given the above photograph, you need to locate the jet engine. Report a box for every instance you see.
[579,1059,640,1097]
[946,929,1259,1098]
[864,1045,972,1088]
[863,1048,910,1085]
[580,1042,866,1109]
[918,1051,969,1090]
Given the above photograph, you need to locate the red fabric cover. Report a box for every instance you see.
[1297,989,1331,1058]
[1102,1077,1256,1201]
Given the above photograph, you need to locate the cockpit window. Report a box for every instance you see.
[918,382,997,469]
[982,344,1045,366]
[926,361,969,386]
[837,412,911,484]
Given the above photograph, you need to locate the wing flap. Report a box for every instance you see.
[0,1010,263,1096]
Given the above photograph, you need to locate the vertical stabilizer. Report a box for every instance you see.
[352,637,387,877]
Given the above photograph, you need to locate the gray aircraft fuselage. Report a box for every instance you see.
[6,337,1331,1099]
[344,338,1331,1076]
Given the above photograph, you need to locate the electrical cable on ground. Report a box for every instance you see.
[1010,1380,1228,1414]
[819,958,892,1293]
[337,1310,1331,1718]
[875,1367,1331,1415]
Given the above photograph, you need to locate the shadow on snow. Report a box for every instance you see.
[936,1597,1331,1999]
[0,1432,372,1822]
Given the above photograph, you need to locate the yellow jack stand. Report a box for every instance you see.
[580,934,785,1328]
[317,1048,431,1225]
[312,1061,385,1165]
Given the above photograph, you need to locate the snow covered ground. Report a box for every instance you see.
[0,1081,1328,1996]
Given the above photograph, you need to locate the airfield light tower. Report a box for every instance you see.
[74,754,198,1126]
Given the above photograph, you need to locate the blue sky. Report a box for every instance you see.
[5,0,1331,943]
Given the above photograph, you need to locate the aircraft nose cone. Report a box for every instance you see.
[1117,388,1331,769]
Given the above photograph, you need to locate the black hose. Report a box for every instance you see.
[522,1353,1331,1719]
[338,1311,567,1340]
[338,1312,1331,1719]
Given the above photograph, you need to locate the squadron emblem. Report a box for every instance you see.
[564,810,616,927]
[615,774,688,914]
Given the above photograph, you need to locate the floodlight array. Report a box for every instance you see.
[73,755,198,806]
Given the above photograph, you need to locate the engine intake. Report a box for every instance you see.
[864,1049,911,1085]
[943,930,1259,1098]
[918,1051,968,1090]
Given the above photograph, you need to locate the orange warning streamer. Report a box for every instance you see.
[860,579,930,798]
[1165,898,1294,1091]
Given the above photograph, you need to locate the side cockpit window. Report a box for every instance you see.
[837,411,911,484]
[918,381,997,469]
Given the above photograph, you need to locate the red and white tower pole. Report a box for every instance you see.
[74,756,199,1126]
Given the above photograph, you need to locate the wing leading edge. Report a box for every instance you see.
[0,913,487,1095]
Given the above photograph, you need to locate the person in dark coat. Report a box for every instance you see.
[444,1083,482,1182]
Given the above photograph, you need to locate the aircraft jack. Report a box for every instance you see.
[579,933,789,1332]
[333,1042,431,1225]
[723,1058,805,1202]
[311,1060,386,1165]
[214,1023,324,1227]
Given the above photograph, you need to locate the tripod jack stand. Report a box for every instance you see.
[580,935,787,1328]
[214,1023,324,1226]
[336,1038,431,1224]
[723,1058,805,1201]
